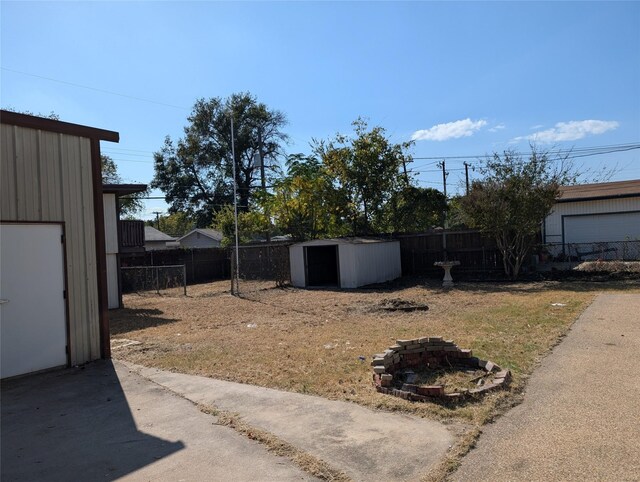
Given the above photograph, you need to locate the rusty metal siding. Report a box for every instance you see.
[1,124,101,365]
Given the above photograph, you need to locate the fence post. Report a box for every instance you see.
[230,251,236,295]
[155,266,160,295]
[183,264,187,296]
[191,249,195,283]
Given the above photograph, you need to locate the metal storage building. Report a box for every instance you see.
[1,111,118,378]
[289,238,401,289]
[543,180,640,258]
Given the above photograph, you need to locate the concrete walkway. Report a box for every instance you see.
[124,361,455,482]
[453,293,640,481]
[1,361,317,482]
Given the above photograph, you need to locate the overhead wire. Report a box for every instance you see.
[2,67,188,110]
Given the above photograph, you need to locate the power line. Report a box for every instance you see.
[2,67,188,110]
[410,143,640,162]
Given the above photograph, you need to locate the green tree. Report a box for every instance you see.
[145,212,195,237]
[151,93,288,227]
[313,118,413,235]
[212,204,269,247]
[458,147,576,279]
[2,107,59,120]
[383,186,447,233]
[268,154,349,240]
[101,155,147,218]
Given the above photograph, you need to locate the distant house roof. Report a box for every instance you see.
[178,228,223,242]
[103,183,147,196]
[558,180,640,203]
[144,226,176,242]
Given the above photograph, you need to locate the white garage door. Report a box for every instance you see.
[564,212,640,244]
[1,224,68,379]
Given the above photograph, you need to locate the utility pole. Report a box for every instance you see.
[401,157,410,184]
[437,160,449,261]
[463,161,470,195]
[230,117,240,296]
[439,160,447,199]
[153,211,162,230]
[257,128,270,243]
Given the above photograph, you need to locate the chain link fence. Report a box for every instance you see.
[539,241,640,262]
[122,265,187,296]
[230,243,291,299]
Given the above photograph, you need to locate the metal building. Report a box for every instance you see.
[1,111,118,378]
[289,238,402,289]
[543,181,640,244]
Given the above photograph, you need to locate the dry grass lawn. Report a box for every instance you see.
[111,278,637,426]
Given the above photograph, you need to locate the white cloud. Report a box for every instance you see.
[488,123,506,132]
[411,118,487,141]
[530,124,544,130]
[519,120,619,142]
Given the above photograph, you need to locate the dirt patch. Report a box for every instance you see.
[376,298,429,312]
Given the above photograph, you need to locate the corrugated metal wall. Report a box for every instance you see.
[1,124,101,365]
[545,198,640,243]
[339,242,401,288]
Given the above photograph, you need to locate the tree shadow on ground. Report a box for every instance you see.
[110,308,179,335]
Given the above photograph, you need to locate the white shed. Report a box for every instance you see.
[289,238,401,289]
[1,111,118,378]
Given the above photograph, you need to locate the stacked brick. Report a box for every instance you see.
[372,337,511,401]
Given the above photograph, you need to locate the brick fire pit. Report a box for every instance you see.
[372,337,511,401]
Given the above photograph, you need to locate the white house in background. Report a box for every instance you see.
[1,110,118,378]
[144,226,179,251]
[543,179,640,259]
[178,228,223,248]
[289,238,401,289]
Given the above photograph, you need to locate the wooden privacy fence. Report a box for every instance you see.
[231,243,292,285]
[120,231,503,290]
[397,230,502,276]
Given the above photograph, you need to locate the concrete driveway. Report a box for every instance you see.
[1,360,317,481]
[2,358,455,481]
[453,293,640,481]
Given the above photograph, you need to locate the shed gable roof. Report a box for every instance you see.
[293,237,397,247]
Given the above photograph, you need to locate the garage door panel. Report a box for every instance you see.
[1,224,67,378]
[564,212,640,244]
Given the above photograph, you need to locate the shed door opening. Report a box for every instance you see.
[1,224,68,378]
[305,246,339,287]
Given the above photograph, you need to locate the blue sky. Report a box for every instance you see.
[2,1,639,219]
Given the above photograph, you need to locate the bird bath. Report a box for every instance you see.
[434,260,460,288]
